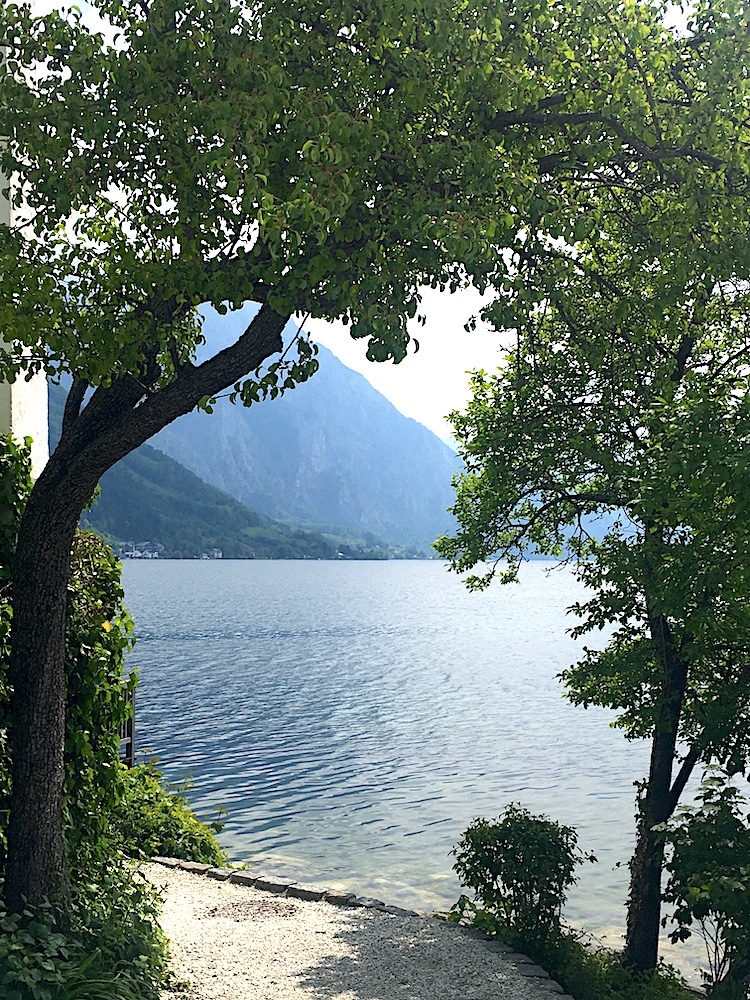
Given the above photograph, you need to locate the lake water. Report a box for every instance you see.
[122,559,703,975]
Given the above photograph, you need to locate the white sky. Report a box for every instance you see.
[303,287,507,440]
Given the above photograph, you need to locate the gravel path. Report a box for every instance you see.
[143,861,573,1000]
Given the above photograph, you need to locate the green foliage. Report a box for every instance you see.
[2,0,747,389]
[0,863,170,1000]
[0,437,33,577]
[63,531,136,869]
[111,763,227,867]
[539,934,693,1000]
[0,438,33,846]
[660,772,750,998]
[451,804,594,952]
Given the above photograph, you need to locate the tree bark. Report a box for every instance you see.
[2,302,288,910]
[623,787,670,972]
[623,608,691,972]
[3,461,98,911]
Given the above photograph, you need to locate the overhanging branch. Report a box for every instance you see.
[491,105,724,170]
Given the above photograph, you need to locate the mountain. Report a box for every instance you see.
[82,444,339,560]
[150,305,461,549]
[48,385,338,559]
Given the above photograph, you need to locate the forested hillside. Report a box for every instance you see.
[49,384,338,559]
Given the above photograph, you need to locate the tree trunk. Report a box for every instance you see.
[623,792,669,972]
[623,604,690,971]
[3,464,95,911]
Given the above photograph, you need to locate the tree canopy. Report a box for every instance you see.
[2,0,748,390]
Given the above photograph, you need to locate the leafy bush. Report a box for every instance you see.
[660,771,750,999]
[451,803,595,952]
[63,531,137,870]
[450,804,697,1000]
[0,863,170,1000]
[0,437,34,854]
[112,762,227,866]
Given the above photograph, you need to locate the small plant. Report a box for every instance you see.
[660,771,750,999]
[112,762,227,866]
[451,803,595,953]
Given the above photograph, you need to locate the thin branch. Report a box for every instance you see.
[61,378,89,437]
[668,742,702,813]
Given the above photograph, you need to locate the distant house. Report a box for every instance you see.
[121,542,162,559]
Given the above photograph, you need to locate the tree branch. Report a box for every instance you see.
[491,107,724,169]
[61,378,89,437]
[59,301,289,482]
[668,742,702,814]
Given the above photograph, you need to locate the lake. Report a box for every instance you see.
[122,558,703,975]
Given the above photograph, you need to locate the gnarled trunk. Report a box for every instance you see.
[4,462,96,910]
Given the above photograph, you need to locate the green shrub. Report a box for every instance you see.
[112,763,227,866]
[451,803,595,953]
[63,531,137,871]
[0,862,171,1000]
[0,437,33,856]
[450,804,696,1000]
[660,771,750,999]
[544,934,694,1000]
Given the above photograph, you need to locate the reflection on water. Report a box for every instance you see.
[123,559,704,979]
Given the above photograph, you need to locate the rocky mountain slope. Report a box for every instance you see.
[151,306,460,550]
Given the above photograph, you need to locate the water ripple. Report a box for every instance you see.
[125,559,652,930]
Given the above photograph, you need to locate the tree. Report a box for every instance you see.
[436,228,750,972]
[0,0,747,912]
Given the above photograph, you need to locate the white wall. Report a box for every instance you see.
[0,171,49,478]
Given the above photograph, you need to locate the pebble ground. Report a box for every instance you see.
[143,861,575,1000]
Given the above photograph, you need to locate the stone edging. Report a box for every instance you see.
[148,857,575,998]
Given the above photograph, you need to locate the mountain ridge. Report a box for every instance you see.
[48,384,350,559]
[151,305,461,549]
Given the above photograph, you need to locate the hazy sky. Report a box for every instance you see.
[304,287,506,440]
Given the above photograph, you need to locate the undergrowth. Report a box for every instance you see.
[450,804,698,1000]
[112,762,228,866]
[0,863,171,1000]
